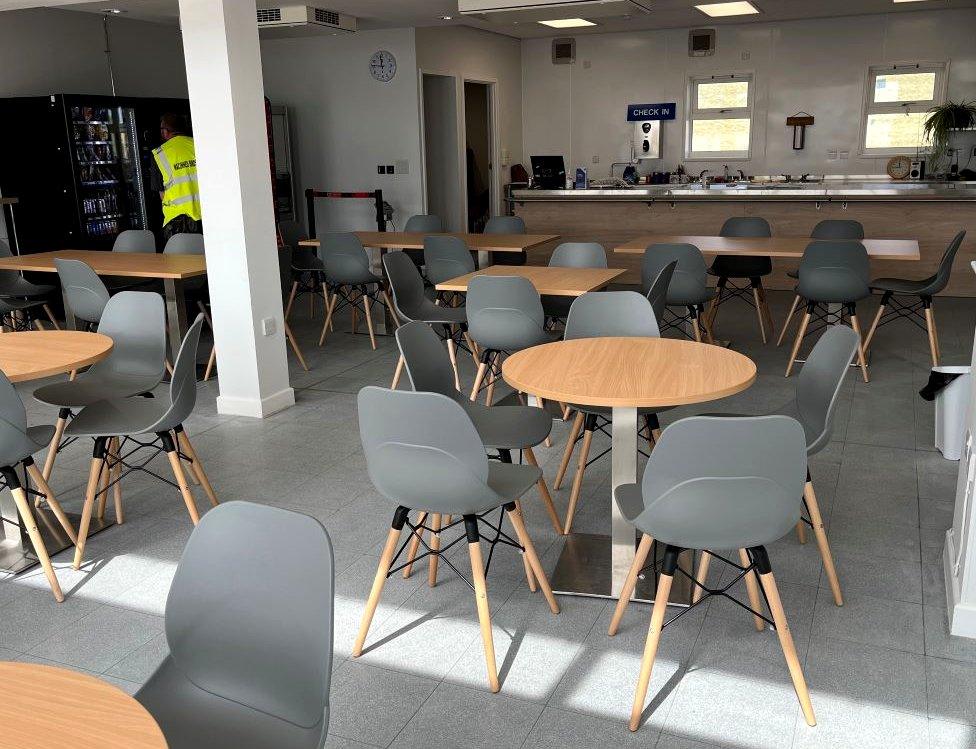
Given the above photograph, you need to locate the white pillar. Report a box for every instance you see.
[178,0,294,418]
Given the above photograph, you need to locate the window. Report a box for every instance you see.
[860,62,947,155]
[685,74,753,160]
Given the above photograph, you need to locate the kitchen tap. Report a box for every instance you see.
[737,169,746,180]
[697,169,711,189]
[723,165,730,182]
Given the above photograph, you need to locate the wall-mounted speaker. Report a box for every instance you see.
[552,37,576,64]
[689,28,715,57]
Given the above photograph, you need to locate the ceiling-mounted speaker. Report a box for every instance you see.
[689,28,715,57]
[552,37,576,64]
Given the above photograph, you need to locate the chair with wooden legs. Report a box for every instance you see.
[484,214,527,266]
[104,229,157,292]
[607,415,815,732]
[285,245,328,323]
[53,258,111,331]
[705,217,775,343]
[402,213,442,269]
[318,233,396,350]
[66,315,218,570]
[642,244,715,343]
[784,241,871,382]
[778,220,864,345]
[543,242,608,328]
[644,260,676,325]
[554,291,668,534]
[383,252,469,391]
[466,275,553,406]
[354,387,559,693]
[136,502,335,749]
[33,291,167,490]
[0,371,76,602]
[394,321,563,539]
[0,238,60,329]
[863,230,965,367]
[424,235,476,303]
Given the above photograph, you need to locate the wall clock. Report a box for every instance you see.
[369,50,397,83]
[886,155,912,180]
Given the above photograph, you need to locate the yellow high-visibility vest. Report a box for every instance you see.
[152,135,202,226]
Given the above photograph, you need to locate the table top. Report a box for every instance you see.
[299,231,560,253]
[0,250,207,279]
[436,265,627,297]
[503,337,757,409]
[0,662,167,749]
[0,331,113,382]
[613,235,920,260]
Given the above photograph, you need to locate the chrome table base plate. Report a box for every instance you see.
[0,508,113,575]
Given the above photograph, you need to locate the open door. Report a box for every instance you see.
[421,73,462,232]
[463,81,493,233]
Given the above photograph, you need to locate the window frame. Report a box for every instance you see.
[684,72,755,162]
[858,61,949,157]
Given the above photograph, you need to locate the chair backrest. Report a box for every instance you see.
[164,501,334,733]
[163,233,204,255]
[548,242,607,269]
[395,322,459,401]
[321,232,371,282]
[720,216,771,238]
[383,251,427,322]
[424,235,475,285]
[404,214,443,233]
[797,240,870,303]
[484,215,525,234]
[641,243,708,304]
[148,314,205,432]
[810,220,864,241]
[795,325,859,455]
[645,261,676,324]
[0,370,31,469]
[89,291,167,385]
[54,258,110,324]
[566,291,660,340]
[466,274,545,351]
[113,229,157,253]
[358,386,497,514]
[924,229,966,296]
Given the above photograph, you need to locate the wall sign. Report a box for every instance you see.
[627,103,676,122]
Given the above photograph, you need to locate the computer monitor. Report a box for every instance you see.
[530,156,566,189]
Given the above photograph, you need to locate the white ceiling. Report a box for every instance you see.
[9,0,976,37]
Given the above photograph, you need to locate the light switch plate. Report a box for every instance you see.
[262,317,276,336]
[395,159,409,175]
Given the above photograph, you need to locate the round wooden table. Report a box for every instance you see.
[0,331,113,382]
[0,662,167,749]
[503,337,757,602]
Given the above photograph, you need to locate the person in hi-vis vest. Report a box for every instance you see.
[151,113,202,240]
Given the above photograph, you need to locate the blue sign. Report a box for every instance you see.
[627,103,676,122]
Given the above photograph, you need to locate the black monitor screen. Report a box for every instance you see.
[531,155,566,189]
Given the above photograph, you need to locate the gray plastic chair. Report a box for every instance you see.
[163,233,205,255]
[395,321,561,534]
[645,261,676,326]
[0,371,73,602]
[642,244,715,342]
[354,386,558,693]
[55,258,111,328]
[544,242,608,322]
[318,233,394,351]
[785,241,870,381]
[136,501,335,749]
[402,214,443,267]
[484,215,526,265]
[466,275,552,405]
[113,229,157,253]
[423,235,476,287]
[864,230,966,366]
[608,414,815,732]
[0,239,57,312]
[708,216,775,343]
[66,314,217,570]
[556,291,665,534]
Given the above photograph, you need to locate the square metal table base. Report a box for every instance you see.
[0,509,113,575]
[549,532,696,606]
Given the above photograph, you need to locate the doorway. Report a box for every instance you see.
[421,73,461,231]
[463,81,493,233]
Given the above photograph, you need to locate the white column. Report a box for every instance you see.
[178,0,294,418]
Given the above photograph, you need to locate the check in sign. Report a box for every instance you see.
[627,103,676,122]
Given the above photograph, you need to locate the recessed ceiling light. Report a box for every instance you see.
[440,15,453,20]
[100,7,125,13]
[892,0,931,3]
[538,18,597,28]
[695,2,760,17]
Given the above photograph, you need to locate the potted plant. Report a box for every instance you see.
[923,100,976,173]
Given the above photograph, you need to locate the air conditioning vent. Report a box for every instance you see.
[256,5,357,38]
[458,0,651,24]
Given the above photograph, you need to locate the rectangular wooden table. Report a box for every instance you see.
[436,265,627,296]
[0,250,207,361]
[614,234,921,260]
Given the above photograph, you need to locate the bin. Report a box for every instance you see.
[931,366,972,460]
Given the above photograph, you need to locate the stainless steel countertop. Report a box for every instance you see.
[510,180,976,202]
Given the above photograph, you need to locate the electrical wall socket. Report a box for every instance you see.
[839,150,850,160]
[262,317,276,336]
[826,150,838,160]
[395,159,409,175]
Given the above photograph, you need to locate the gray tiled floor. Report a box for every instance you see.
[2,289,976,748]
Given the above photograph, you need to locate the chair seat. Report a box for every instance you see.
[0,296,46,313]
[463,402,552,450]
[869,277,930,294]
[0,425,54,468]
[667,287,716,307]
[137,657,326,749]
[486,461,542,505]
[34,375,159,409]
[399,302,466,326]
[331,270,382,287]
[475,329,556,354]
[64,396,171,438]
[0,277,55,299]
[615,475,800,550]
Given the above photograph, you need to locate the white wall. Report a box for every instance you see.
[0,8,187,98]
[260,29,424,234]
[522,8,976,178]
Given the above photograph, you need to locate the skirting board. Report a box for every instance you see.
[216,387,295,418]
[944,529,976,638]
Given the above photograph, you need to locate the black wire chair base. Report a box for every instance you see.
[871,292,930,336]
[795,301,857,343]
[711,278,762,313]
[658,305,707,342]
[92,430,198,500]
[566,412,659,467]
